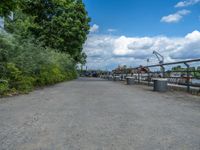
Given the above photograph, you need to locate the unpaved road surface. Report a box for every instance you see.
[0,78,200,150]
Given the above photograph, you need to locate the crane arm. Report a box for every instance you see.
[153,51,164,64]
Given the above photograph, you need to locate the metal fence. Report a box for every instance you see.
[112,58,200,93]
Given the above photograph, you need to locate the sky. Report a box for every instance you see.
[82,0,200,70]
[0,17,4,29]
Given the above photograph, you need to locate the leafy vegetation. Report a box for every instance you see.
[21,0,89,63]
[0,0,90,96]
[0,0,20,17]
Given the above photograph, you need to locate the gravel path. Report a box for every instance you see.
[0,78,200,150]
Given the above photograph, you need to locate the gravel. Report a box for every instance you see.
[0,77,200,150]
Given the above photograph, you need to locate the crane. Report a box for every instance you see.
[153,50,164,65]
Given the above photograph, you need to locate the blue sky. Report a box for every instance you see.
[83,0,200,37]
[83,0,200,70]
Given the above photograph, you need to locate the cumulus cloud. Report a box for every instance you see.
[83,30,200,70]
[175,0,200,8]
[161,10,190,23]
[127,38,154,50]
[170,30,200,59]
[89,24,99,33]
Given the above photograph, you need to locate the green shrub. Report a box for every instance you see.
[4,63,34,93]
[35,64,75,86]
[15,76,35,93]
[35,65,63,86]
[0,33,78,96]
[0,80,9,95]
[6,63,22,81]
[64,70,78,81]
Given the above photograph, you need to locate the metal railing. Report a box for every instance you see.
[112,58,200,93]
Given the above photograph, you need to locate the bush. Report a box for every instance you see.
[0,80,9,95]
[4,63,34,93]
[5,63,22,81]
[15,76,35,93]
[36,65,65,86]
[0,33,78,96]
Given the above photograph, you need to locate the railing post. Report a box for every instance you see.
[148,71,150,86]
[161,65,165,78]
[184,62,190,92]
[138,72,140,84]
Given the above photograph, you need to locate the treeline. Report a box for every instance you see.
[172,65,200,78]
[0,0,90,96]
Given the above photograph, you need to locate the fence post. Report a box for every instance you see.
[161,65,165,78]
[138,72,140,84]
[184,62,190,92]
[148,71,150,86]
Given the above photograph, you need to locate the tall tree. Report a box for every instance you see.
[21,0,90,63]
[0,0,19,17]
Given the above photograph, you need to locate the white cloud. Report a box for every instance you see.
[175,0,200,8]
[171,30,200,59]
[89,24,99,33]
[185,30,200,41]
[83,30,200,70]
[161,10,190,23]
[113,36,134,56]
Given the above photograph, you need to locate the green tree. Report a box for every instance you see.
[0,0,88,95]
[5,9,39,41]
[0,0,20,17]
[21,0,90,63]
[172,65,182,71]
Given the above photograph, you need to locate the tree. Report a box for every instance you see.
[172,65,182,71]
[1,0,85,95]
[21,0,90,63]
[5,10,39,40]
[0,0,20,17]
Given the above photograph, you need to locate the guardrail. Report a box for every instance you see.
[112,58,200,93]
